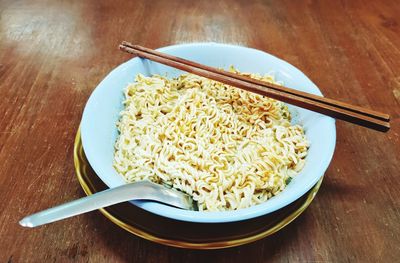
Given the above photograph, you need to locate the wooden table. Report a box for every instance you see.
[1,0,399,262]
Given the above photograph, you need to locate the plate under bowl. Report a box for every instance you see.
[75,128,324,249]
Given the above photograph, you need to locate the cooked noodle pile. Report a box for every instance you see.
[113,70,309,211]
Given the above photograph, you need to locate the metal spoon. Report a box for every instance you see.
[19,181,196,228]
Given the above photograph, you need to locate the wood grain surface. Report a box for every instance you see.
[1,0,399,262]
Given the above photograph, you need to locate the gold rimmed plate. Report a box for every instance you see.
[74,128,323,249]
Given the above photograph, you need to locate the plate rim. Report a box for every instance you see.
[75,128,324,249]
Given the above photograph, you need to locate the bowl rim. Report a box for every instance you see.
[81,42,336,223]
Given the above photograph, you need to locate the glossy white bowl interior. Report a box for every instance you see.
[81,43,336,223]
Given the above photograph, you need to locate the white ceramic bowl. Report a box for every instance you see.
[81,43,336,223]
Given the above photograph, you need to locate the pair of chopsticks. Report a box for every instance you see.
[119,41,390,132]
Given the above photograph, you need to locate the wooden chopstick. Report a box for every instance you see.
[119,43,390,132]
[122,41,389,122]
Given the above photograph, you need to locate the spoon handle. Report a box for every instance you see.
[19,183,142,228]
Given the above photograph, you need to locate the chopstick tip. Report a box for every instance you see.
[121,40,130,46]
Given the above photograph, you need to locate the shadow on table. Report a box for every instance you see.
[317,173,368,203]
